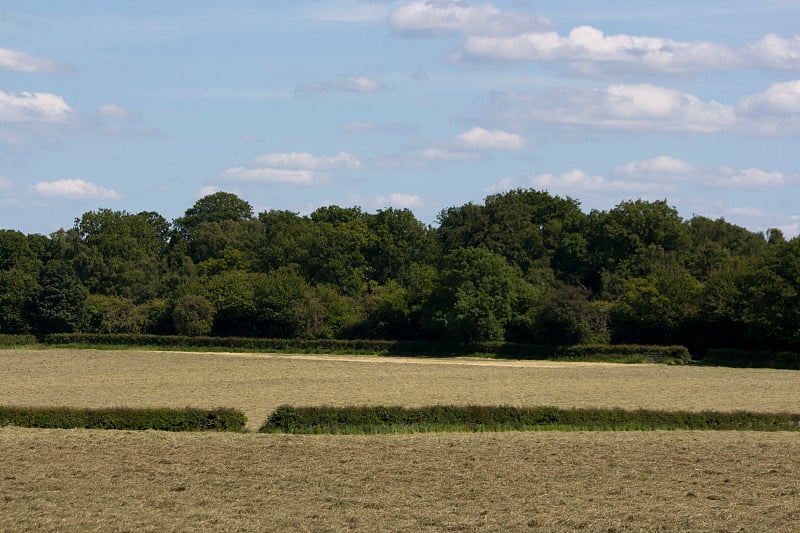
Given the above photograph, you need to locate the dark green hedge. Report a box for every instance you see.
[700,349,800,370]
[260,404,800,434]
[40,333,689,363]
[0,406,246,431]
[0,334,38,347]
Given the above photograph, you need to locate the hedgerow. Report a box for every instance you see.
[39,333,690,364]
[0,406,246,431]
[0,334,38,347]
[259,405,800,434]
[701,348,800,370]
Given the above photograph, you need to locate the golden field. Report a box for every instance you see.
[1,349,800,531]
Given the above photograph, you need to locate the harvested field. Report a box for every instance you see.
[2,349,800,531]
[2,349,800,431]
[1,428,799,531]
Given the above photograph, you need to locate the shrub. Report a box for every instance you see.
[259,405,800,434]
[0,333,37,346]
[701,348,800,370]
[173,295,215,336]
[0,406,246,431]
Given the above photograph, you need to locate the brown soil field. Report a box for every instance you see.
[2,349,800,531]
[1,428,798,531]
[2,349,800,431]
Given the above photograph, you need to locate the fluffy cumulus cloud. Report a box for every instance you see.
[33,179,121,200]
[453,126,526,150]
[485,81,800,135]
[0,48,63,73]
[389,0,553,37]
[222,152,362,185]
[739,80,800,114]
[0,91,72,123]
[295,76,384,97]
[747,34,800,71]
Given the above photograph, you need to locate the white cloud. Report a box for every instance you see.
[0,48,63,73]
[613,156,786,189]
[526,169,664,194]
[221,151,362,185]
[613,156,696,179]
[33,179,121,200]
[376,192,423,208]
[747,33,800,71]
[295,76,384,97]
[0,91,72,123]
[487,81,800,135]
[252,152,362,170]
[0,176,12,191]
[739,80,800,114]
[389,0,553,37]
[453,126,526,150]
[456,25,738,75]
[728,168,785,187]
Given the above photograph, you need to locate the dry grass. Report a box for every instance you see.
[2,349,800,531]
[2,349,800,431]
[1,428,798,531]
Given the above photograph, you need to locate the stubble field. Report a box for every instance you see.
[1,349,800,531]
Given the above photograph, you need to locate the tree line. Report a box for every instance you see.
[1,190,798,352]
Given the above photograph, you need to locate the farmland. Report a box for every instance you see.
[2,349,800,531]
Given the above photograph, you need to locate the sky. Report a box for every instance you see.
[1,0,800,236]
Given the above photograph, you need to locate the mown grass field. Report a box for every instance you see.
[2,349,800,531]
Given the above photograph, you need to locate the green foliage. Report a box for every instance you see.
[701,349,800,370]
[0,333,37,346]
[176,192,253,236]
[172,294,215,336]
[32,260,89,334]
[260,405,800,434]
[424,247,531,342]
[0,406,246,431]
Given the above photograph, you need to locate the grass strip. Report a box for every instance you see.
[0,406,246,431]
[259,405,800,434]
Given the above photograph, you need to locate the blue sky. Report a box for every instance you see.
[2,0,800,235]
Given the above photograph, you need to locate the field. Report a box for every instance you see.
[2,349,800,531]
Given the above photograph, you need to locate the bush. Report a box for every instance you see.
[0,406,246,431]
[259,404,800,434]
[0,333,37,346]
[173,294,215,336]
